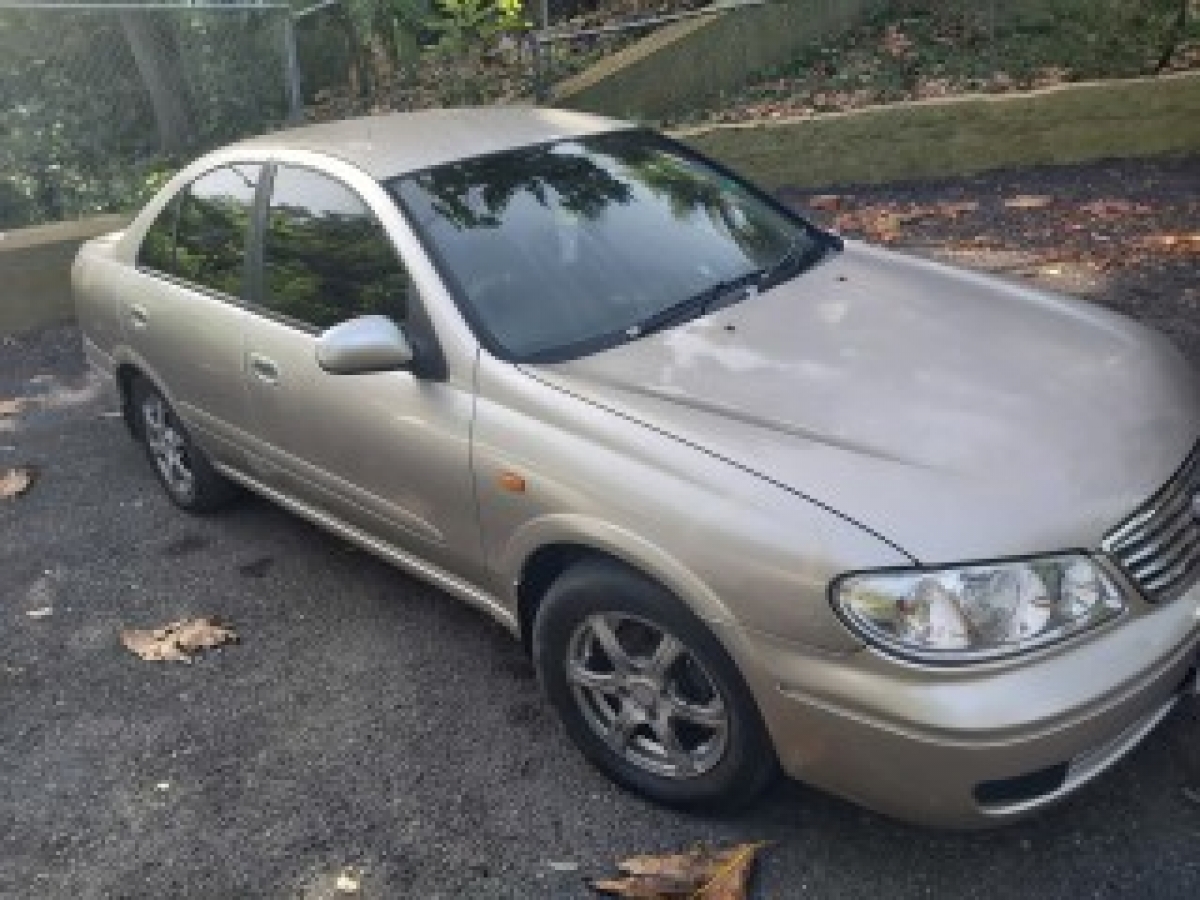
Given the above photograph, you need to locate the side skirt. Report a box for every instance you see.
[214,461,520,637]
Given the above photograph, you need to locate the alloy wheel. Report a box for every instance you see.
[566,612,730,779]
[141,393,195,502]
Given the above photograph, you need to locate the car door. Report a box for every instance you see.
[128,163,261,467]
[239,162,482,579]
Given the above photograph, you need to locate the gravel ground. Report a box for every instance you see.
[2,157,1199,900]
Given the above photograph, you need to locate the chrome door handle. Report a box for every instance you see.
[128,304,149,329]
[247,353,280,385]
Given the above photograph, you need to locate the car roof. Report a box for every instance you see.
[231,106,633,179]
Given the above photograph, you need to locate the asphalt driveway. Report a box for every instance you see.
[2,158,1199,899]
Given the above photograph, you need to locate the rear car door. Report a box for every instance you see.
[239,162,481,578]
[129,163,261,467]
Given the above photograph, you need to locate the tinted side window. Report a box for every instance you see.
[262,166,409,331]
[137,197,178,273]
[174,164,261,297]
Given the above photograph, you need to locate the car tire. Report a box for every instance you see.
[533,557,777,810]
[131,378,238,513]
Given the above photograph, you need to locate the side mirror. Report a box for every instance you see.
[315,315,414,375]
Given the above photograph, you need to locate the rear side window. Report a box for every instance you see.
[172,164,262,298]
[261,165,409,331]
[137,197,178,273]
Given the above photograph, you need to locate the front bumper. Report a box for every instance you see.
[725,581,1200,828]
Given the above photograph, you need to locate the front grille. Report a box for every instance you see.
[1103,446,1200,601]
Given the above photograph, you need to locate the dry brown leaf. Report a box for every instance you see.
[865,211,903,243]
[0,398,24,417]
[591,875,693,898]
[694,842,766,900]
[937,200,980,217]
[1004,195,1053,210]
[0,466,36,500]
[1079,199,1152,218]
[591,843,768,899]
[120,617,238,662]
[807,194,843,211]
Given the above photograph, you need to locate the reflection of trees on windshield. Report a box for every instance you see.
[397,132,787,263]
[626,153,781,260]
[407,140,647,230]
[388,132,811,361]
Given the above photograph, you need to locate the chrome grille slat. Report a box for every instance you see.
[1103,444,1200,602]
[1119,513,1197,568]
[1141,542,1200,592]
[1131,529,1200,583]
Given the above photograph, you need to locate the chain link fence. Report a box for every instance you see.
[0,1,297,229]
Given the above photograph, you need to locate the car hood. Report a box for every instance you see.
[526,241,1200,563]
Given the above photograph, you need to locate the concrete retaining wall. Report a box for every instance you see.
[674,72,1200,189]
[553,0,886,120]
[0,215,128,335]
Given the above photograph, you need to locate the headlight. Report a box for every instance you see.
[833,554,1125,663]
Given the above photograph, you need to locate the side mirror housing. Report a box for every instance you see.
[315,315,414,375]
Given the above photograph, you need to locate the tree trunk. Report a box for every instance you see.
[1156,0,1191,73]
[119,12,196,155]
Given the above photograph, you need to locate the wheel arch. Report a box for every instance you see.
[510,516,735,655]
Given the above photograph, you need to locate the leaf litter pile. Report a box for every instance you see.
[676,1,1200,126]
[591,842,768,899]
[120,618,238,662]
[782,157,1200,316]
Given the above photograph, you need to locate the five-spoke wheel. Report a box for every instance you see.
[131,378,238,513]
[535,557,777,809]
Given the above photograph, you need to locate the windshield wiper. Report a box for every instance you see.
[626,270,763,339]
[757,230,843,294]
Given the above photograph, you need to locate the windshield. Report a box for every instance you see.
[387,130,822,362]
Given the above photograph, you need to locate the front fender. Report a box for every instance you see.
[501,513,736,626]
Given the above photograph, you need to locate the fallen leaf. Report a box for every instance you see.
[1004,195,1053,209]
[807,194,843,211]
[120,617,238,662]
[0,466,36,500]
[0,398,23,417]
[591,843,768,899]
[334,867,361,894]
[694,842,765,900]
[1079,199,1152,217]
[936,200,980,217]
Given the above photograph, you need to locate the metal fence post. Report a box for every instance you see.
[282,11,303,122]
[532,0,550,103]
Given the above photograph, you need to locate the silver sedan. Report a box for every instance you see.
[73,107,1200,826]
